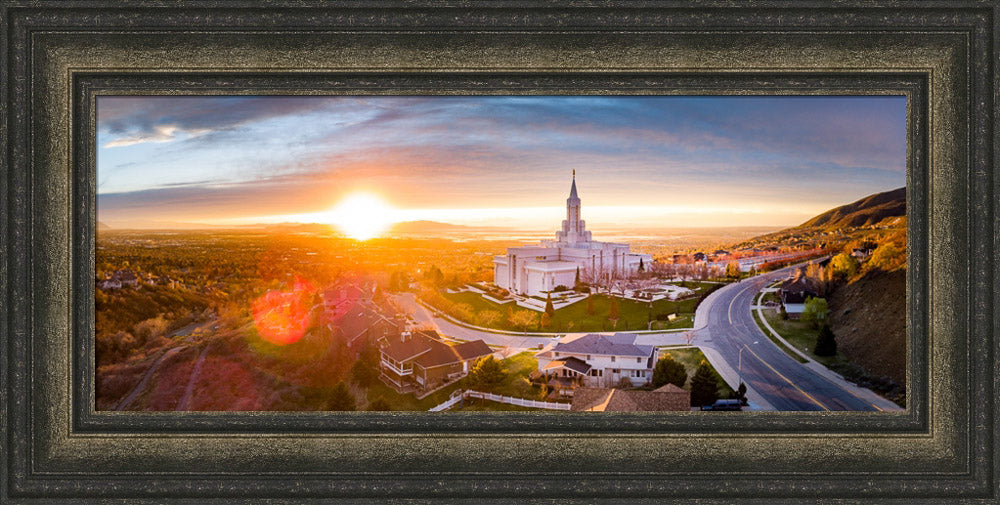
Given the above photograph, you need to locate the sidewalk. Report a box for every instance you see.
[752,288,902,412]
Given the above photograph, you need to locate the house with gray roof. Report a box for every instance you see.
[535,333,657,394]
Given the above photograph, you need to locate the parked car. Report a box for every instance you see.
[700,399,742,411]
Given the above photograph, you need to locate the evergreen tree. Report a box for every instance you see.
[544,293,555,317]
[608,296,620,321]
[736,382,748,405]
[540,311,551,329]
[574,267,581,287]
[468,355,507,394]
[638,258,645,273]
[585,294,595,315]
[367,397,391,411]
[328,381,356,411]
[651,354,687,389]
[780,304,788,320]
[814,323,838,356]
[690,360,720,407]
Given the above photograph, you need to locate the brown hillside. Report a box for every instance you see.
[827,268,906,388]
[800,187,905,229]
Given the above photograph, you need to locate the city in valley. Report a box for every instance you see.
[96,95,907,412]
[96,176,906,412]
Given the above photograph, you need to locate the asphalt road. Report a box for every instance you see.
[394,267,900,412]
[693,267,892,411]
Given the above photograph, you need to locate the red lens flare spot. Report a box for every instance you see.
[252,276,315,345]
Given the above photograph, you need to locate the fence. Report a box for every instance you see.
[427,390,572,412]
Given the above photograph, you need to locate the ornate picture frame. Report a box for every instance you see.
[1,2,996,502]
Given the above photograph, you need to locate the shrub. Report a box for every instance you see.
[800,297,828,329]
[651,354,687,389]
[814,323,838,356]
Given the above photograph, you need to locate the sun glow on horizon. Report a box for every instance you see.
[325,192,398,240]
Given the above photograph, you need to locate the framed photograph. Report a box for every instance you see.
[2,2,996,503]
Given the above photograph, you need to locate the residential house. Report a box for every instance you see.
[332,303,403,358]
[378,330,492,393]
[778,268,821,318]
[97,277,121,290]
[571,384,690,411]
[322,283,372,321]
[117,269,139,288]
[535,333,657,395]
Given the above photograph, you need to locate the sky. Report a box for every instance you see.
[97,95,906,232]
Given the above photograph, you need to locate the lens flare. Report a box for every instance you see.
[251,276,315,345]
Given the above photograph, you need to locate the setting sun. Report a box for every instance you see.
[326,193,398,240]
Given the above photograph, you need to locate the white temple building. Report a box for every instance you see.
[493,173,652,296]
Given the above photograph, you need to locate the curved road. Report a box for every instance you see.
[692,268,899,411]
[393,267,901,412]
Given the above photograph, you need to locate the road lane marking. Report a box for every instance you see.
[727,283,756,325]
[743,345,830,411]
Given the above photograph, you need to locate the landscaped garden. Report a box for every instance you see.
[430,282,718,333]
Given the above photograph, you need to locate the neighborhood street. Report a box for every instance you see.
[692,269,900,411]
[392,266,902,412]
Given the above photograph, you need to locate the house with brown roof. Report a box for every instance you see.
[570,384,690,412]
[331,303,403,358]
[378,330,493,394]
[778,268,821,318]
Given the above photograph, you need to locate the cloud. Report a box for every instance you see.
[103,124,212,148]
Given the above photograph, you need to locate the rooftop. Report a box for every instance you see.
[552,333,654,358]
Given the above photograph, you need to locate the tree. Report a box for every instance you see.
[585,294,595,315]
[477,309,502,328]
[328,381,356,411]
[638,258,645,273]
[544,293,555,317]
[509,310,537,332]
[349,357,378,388]
[830,253,860,279]
[468,355,507,394]
[780,303,789,320]
[690,360,721,407]
[651,354,687,389]
[814,323,838,356]
[725,261,740,280]
[868,243,905,272]
[800,297,828,329]
[367,397,391,411]
[608,296,620,321]
[574,267,581,288]
[736,382,748,405]
[540,311,551,329]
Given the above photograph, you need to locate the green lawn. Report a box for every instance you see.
[759,308,853,368]
[752,310,808,364]
[441,285,711,333]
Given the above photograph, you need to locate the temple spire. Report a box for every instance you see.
[569,170,578,199]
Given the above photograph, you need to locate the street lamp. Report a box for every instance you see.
[738,341,760,388]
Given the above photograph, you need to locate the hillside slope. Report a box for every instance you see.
[827,268,906,390]
[799,187,905,229]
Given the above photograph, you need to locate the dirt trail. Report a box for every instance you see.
[175,346,210,410]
